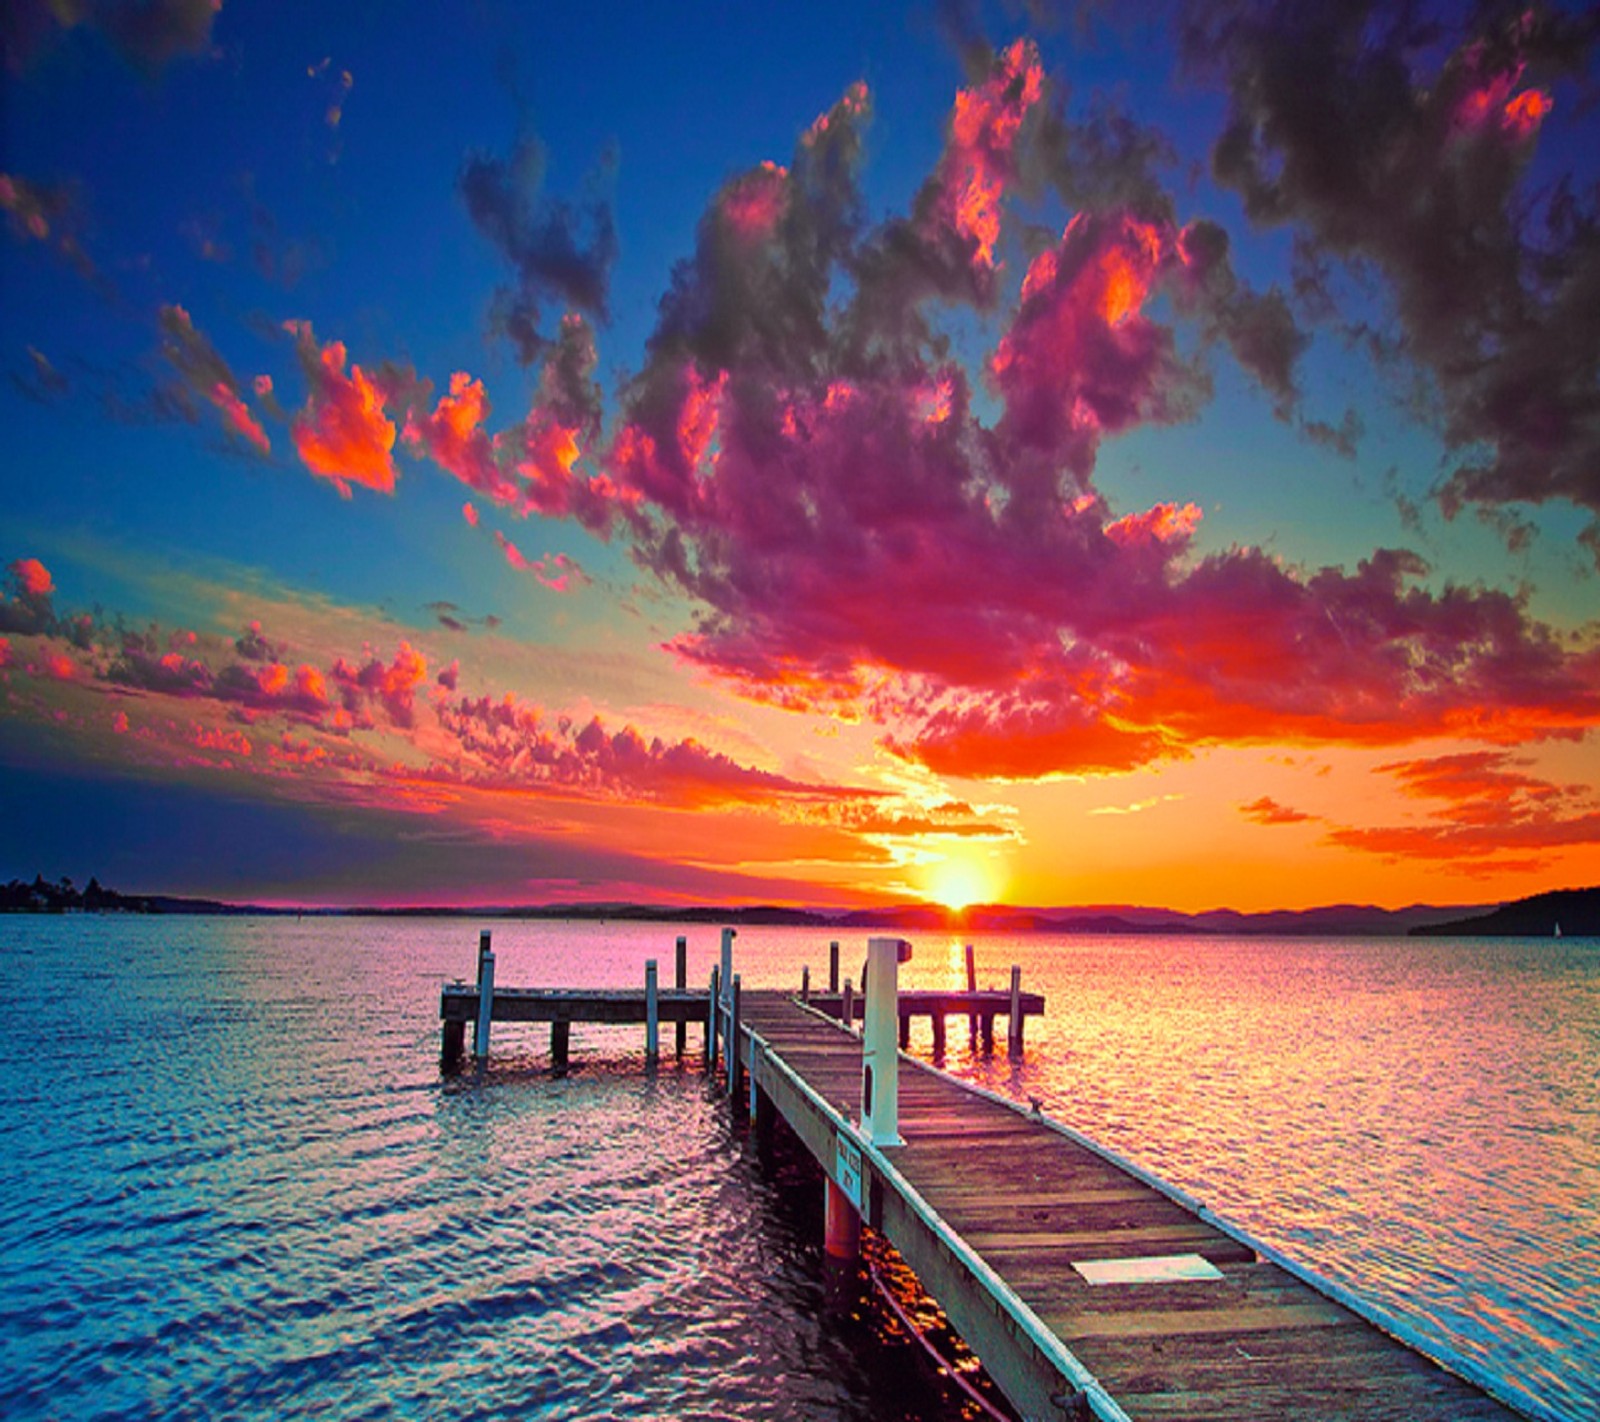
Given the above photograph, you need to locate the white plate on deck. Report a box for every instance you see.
[1072,1253,1224,1286]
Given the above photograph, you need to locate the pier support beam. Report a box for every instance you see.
[931,1013,946,1058]
[829,940,840,994]
[862,936,911,1148]
[824,1177,861,1261]
[727,973,742,1101]
[551,1019,570,1070]
[441,1017,465,1072]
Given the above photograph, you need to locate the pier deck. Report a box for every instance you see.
[736,990,1521,1422]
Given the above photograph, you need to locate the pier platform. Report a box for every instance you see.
[436,929,1525,1421]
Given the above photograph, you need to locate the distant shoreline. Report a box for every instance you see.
[5,876,1595,936]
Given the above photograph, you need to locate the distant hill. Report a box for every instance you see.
[1409,885,1599,937]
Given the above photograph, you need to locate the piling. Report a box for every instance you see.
[727,973,742,1100]
[829,940,839,993]
[474,942,496,1064]
[645,959,659,1062]
[824,1176,861,1260]
[1008,964,1023,1054]
[841,977,854,1030]
[675,936,687,1058]
[441,1017,466,1071]
[707,965,720,1067]
[965,942,977,1043]
[801,964,810,1002]
[551,1019,570,1069]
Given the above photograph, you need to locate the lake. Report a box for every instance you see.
[1,917,1594,1419]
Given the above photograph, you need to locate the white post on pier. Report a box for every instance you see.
[645,958,659,1062]
[473,939,495,1064]
[861,936,911,1147]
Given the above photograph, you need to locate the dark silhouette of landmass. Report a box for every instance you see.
[1408,885,1599,938]
[6,872,1593,936]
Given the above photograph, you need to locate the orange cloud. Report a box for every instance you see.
[285,321,400,497]
[12,557,53,597]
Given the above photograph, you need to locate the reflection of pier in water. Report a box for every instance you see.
[439,930,1523,1422]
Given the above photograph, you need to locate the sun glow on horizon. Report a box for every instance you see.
[920,851,1003,912]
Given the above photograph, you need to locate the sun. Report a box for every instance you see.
[921,855,997,913]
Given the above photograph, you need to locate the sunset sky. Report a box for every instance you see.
[2,0,1598,911]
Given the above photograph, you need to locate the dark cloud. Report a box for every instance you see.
[2,0,220,75]
[459,133,617,364]
[1185,0,1600,552]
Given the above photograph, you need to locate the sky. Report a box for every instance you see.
[2,0,1598,912]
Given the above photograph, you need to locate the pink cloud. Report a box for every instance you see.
[404,371,518,502]
[462,502,479,527]
[330,641,428,728]
[285,320,402,497]
[935,38,1044,271]
[12,557,53,597]
[157,305,270,455]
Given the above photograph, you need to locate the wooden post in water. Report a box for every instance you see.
[707,965,720,1068]
[473,940,495,1064]
[674,937,688,1058]
[965,942,977,1044]
[441,1017,466,1072]
[899,1011,911,1049]
[1008,964,1023,1055]
[551,1019,571,1068]
[931,1012,946,1057]
[841,977,854,1030]
[801,965,810,1002]
[829,940,840,994]
[645,958,659,1063]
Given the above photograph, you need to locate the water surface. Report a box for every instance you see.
[1,917,1594,1420]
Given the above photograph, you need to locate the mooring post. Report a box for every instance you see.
[801,964,810,1002]
[829,940,840,994]
[862,936,912,1147]
[707,965,720,1067]
[727,973,742,1100]
[965,942,977,1044]
[473,941,496,1064]
[841,977,854,1030]
[674,936,688,1058]
[931,1012,946,1057]
[551,1019,570,1069]
[1008,964,1023,1055]
[645,958,659,1063]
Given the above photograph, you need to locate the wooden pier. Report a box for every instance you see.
[438,931,1528,1422]
[734,990,1523,1421]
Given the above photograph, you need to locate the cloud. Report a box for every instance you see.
[1239,795,1314,825]
[1186,1,1600,552]
[330,642,428,728]
[0,172,98,284]
[158,304,270,454]
[285,320,411,497]
[0,557,57,635]
[459,131,617,363]
[560,59,1598,783]
[1327,750,1600,864]
[434,693,877,811]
